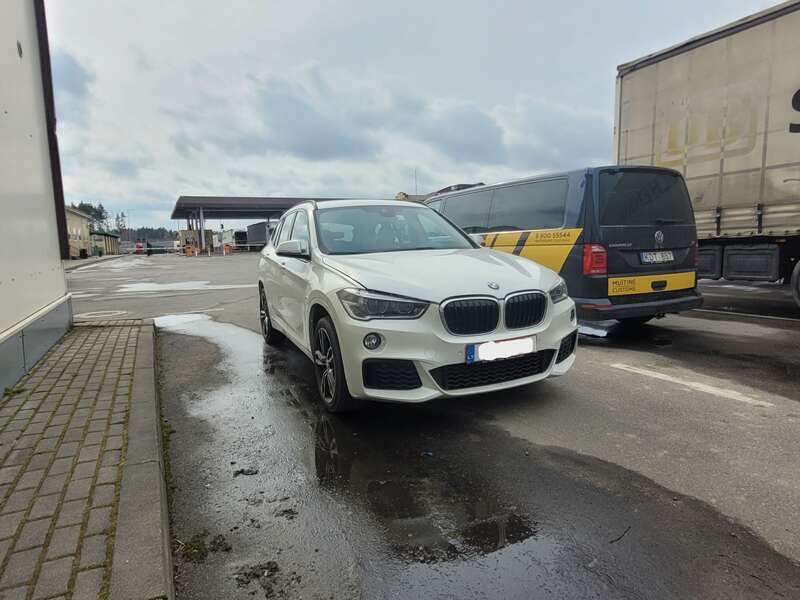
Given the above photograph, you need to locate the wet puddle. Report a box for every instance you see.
[157,313,800,600]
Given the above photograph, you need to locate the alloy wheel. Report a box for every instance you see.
[314,328,336,404]
[259,288,269,337]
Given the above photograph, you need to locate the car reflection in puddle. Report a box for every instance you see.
[313,415,537,564]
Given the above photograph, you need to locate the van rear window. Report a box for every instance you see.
[598,170,694,226]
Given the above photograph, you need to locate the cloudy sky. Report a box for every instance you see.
[45,0,778,229]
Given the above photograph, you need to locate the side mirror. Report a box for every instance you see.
[276,239,310,258]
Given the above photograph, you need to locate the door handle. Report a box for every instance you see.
[651,280,667,290]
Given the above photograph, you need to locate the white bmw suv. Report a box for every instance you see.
[258,199,577,412]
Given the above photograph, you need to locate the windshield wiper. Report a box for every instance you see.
[654,218,683,224]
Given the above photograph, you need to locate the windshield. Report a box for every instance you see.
[598,169,695,226]
[315,205,476,255]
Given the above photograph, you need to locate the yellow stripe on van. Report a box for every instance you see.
[493,231,525,248]
[483,228,583,273]
[608,271,696,296]
[523,229,583,246]
[517,228,582,272]
[487,228,582,273]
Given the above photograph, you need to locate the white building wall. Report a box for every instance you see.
[0,0,70,391]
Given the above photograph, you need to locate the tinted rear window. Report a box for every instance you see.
[443,190,492,233]
[489,179,567,231]
[598,170,694,226]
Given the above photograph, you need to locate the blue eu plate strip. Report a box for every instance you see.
[465,344,476,364]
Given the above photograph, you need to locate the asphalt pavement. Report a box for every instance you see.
[67,254,800,599]
[698,279,799,320]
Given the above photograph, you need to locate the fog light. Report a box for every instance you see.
[570,308,576,323]
[363,333,382,350]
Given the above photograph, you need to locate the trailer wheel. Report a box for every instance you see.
[792,261,800,309]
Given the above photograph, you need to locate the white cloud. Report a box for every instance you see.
[45,0,778,227]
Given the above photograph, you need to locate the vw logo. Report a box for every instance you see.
[487,281,500,290]
[654,230,664,244]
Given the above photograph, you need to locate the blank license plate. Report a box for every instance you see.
[640,250,674,264]
[466,336,536,364]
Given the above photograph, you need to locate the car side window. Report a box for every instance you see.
[290,210,310,244]
[277,213,296,245]
[442,190,492,233]
[271,221,283,245]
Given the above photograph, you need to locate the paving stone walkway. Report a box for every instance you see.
[0,322,141,600]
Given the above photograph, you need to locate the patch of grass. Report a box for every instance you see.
[180,532,209,563]
[161,417,176,509]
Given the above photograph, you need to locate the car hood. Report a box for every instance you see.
[321,248,559,302]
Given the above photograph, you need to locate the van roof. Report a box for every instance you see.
[426,165,683,202]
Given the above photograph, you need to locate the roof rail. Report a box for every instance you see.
[430,182,485,196]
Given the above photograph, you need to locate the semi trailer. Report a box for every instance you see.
[614,1,800,307]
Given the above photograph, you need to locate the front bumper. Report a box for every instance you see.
[330,296,578,402]
[575,290,703,321]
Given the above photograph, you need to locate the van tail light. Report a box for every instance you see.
[691,241,700,267]
[583,244,607,276]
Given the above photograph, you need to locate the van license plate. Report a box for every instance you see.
[640,251,674,264]
[466,336,536,364]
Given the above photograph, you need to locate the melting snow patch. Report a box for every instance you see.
[154,313,266,417]
[577,323,610,338]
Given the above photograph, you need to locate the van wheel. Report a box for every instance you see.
[618,316,653,326]
[313,317,360,413]
[791,261,800,309]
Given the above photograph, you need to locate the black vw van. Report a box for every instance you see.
[426,166,703,323]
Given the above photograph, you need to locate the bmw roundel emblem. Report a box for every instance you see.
[655,230,664,244]
[487,281,500,290]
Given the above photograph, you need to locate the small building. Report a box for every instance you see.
[179,229,213,250]
[221,229,247,247]
[65,206,92,258]
[90,231,120,256]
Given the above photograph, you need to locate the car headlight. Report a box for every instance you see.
[336,288,429,320]
[548,279,569,304]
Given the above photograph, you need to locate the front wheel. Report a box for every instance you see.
[259,286,284,345]
[313,317,359,413]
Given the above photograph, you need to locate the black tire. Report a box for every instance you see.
[791,261,800,309]
[259,285,284,345]
[618,316,653,326]
[312,317,360,413]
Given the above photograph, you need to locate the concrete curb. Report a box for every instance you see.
[110,320,174,600]
[62,254,123,271]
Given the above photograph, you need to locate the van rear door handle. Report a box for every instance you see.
[651,280,667,290]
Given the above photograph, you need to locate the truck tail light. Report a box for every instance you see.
[691,241,700,267]
[583,244,607,276]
